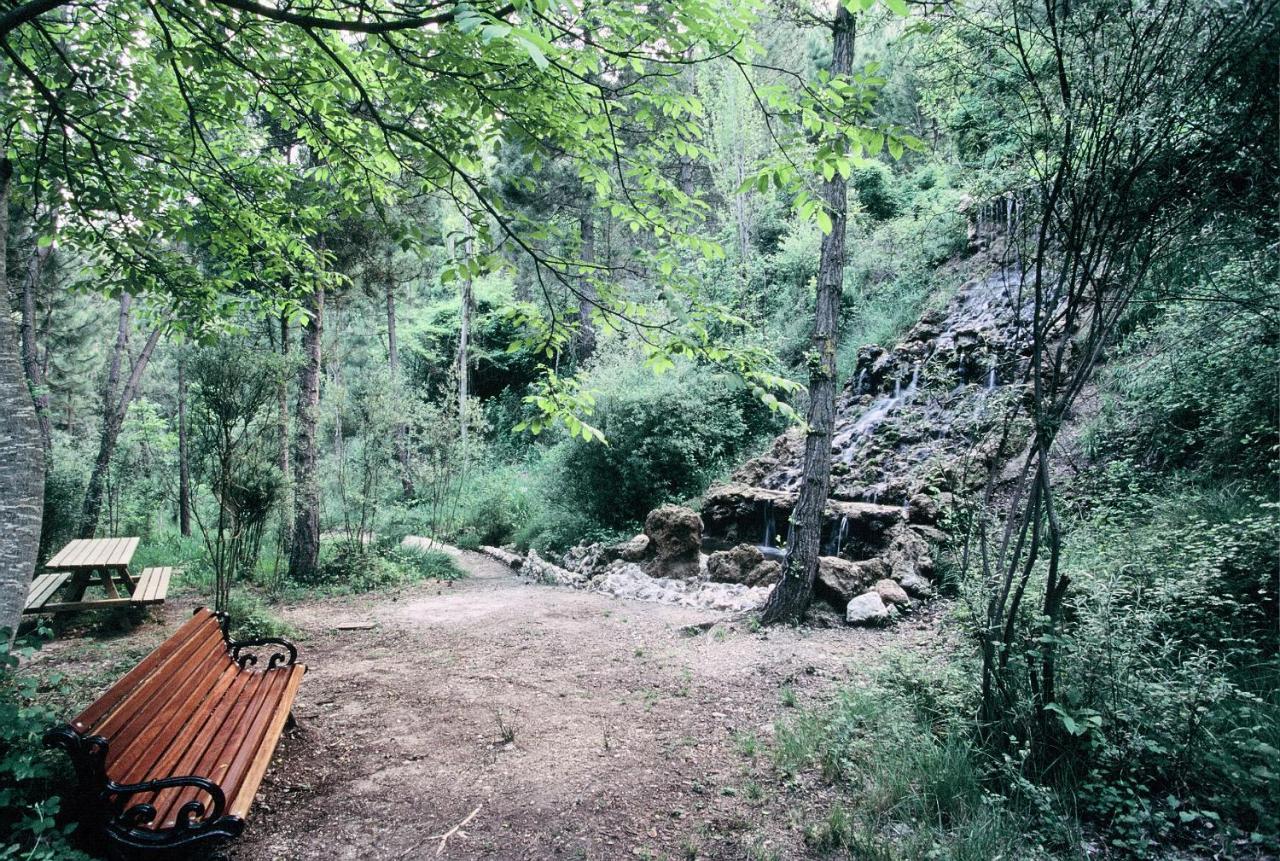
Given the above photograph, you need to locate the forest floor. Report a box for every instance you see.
[31,551,951,861]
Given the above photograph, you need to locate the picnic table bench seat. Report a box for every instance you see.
[44,608,305,857]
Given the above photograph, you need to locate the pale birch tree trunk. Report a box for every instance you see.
[0,155,45,644]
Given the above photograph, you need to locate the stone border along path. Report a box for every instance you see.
[222,549,947,859]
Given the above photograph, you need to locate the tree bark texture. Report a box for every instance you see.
[78,295,164,538]
[19,206,54,451]
[177,353,191,537]
[575,209,598,361]
[386,274,414,496]
[288,285,324,583]
[0,155,45,644]
[458,234,474,448]
[760,7,854,624]
[276,311,293,556]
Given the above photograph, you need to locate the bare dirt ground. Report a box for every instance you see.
[32,552,947,861]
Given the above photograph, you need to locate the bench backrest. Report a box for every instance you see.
[71,610,234,762]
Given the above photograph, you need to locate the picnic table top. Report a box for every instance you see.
[46,537,140,570]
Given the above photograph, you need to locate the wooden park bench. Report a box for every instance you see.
[44,608,305,857]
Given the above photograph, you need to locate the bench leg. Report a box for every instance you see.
[285,711,298,731]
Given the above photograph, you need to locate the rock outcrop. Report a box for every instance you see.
[643,505,704,580]
[698,253,1032,626]
[707,543,782,588]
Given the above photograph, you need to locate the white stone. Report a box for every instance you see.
[845,591,890,625]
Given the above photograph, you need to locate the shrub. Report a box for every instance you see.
[450,463,535,549]
[775,655,1064,860]
[298,542,464,592]
[1042,471,1279,853]
[542,354,779,533]
[0,626,92,861]
[222,593,295,641]
[852,161,902,221]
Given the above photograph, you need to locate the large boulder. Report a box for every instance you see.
[846,591,891,626]
[874,578,911,607]
[885,525,934,584]
[604,533,650,563]
[643,505,704,580]
[707,543,782,588]
[816,556,888,603]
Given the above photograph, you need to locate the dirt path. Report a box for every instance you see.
[35,552,945,860]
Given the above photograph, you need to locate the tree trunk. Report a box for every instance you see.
[177,353,191,537]
[760,7,854,625]
[386,273,414,496]
[458,234,474,448]
[78,297,164,538]
[0,156,45,644]
[19,207,54,452]
[288,285,323,583]
[575,209,598,361]
[276,311,293,556]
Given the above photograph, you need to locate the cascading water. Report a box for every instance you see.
[823,515,850,557]
[758,499,776,548]
[838,366,919,464]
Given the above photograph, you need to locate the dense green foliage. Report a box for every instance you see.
[0,629,88,861]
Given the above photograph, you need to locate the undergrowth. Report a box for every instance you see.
[774,653,1078,860]
[0,625,91,861]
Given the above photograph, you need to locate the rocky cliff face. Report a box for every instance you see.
[701,247,1032,621]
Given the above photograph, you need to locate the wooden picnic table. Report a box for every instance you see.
[24,537,172,615]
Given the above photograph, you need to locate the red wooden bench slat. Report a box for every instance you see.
[72,611,217,733]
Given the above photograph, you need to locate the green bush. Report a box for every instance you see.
[384,547,464,582]
[222,592,295,641]
[1042,470,1279,853]
[852,162,903,221]
[540,353,780,534]
[1086,278,1278,482]
[298,542,464,593]
[0,626,92,861]
[451,463,536,549]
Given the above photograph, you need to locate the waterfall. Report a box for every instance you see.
[838,365,920,464]
[824,515,850,557]
[986,364,997,391]
[759,499,776,548]
[855,368,867,397]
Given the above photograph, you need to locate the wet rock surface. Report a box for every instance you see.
[699,252,1032,626]
[492,251,1031,627]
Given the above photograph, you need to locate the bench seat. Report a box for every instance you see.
[45,608,304,856]
[24,572,71,613]
[130,567,173,606]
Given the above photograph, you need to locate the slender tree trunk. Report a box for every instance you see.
[575,209,598,361]
[78,297,164,538]
[761,7,854,625]
[0,155,45,644]
[18,207,54,452]
[288,285,323,583]
[458,233,474,448]
[276,310,293,557]
[386,272,414,496]
[177,353,191,537]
